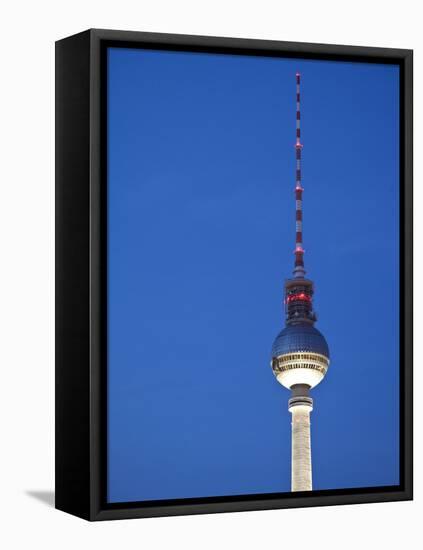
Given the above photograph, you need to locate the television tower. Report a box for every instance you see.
[271,73,330,492]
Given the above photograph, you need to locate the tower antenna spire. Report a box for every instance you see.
[294,72,305,278]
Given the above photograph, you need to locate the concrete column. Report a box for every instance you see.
[289,386,313,492]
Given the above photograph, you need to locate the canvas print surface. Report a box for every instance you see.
[106,47,399,503]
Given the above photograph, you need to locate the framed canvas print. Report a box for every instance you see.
[55,29,413,521]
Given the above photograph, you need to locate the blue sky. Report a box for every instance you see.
[107,47,399,502]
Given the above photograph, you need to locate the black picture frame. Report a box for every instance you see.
[55,28,413,521]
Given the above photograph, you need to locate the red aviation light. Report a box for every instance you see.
[286,292,311,303]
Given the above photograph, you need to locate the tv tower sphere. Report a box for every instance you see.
[271,321,329,390]
[270,73,330,493]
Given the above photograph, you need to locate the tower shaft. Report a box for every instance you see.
[290,404,312,491]
[289,385,313,491]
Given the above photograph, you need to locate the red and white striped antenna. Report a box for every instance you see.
[293,72,305,279]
